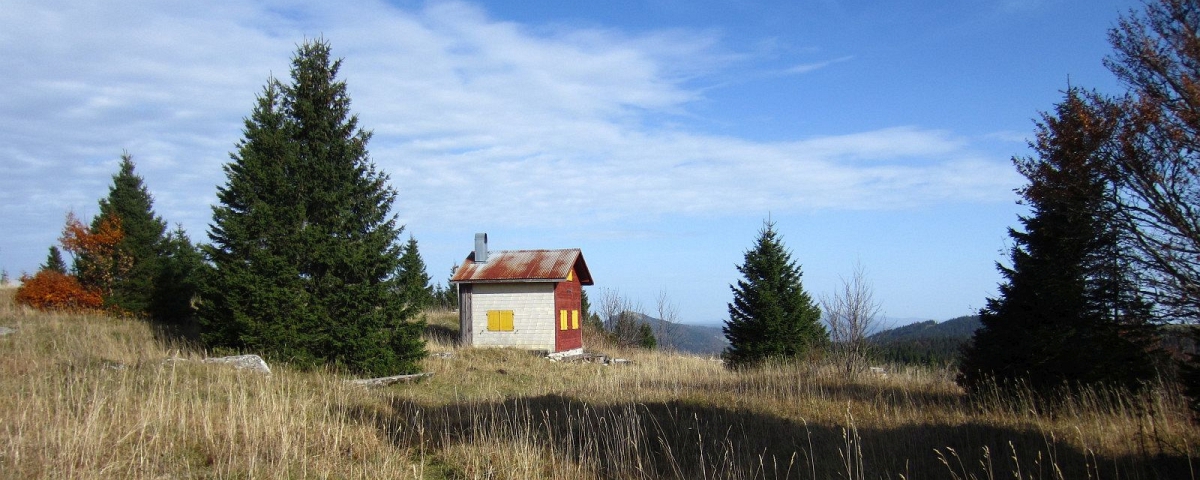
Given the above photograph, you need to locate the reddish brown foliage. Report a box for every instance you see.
[60,212,123,254]
[14,269,104,312]
[59,212,128,298]
[13,212,129,314]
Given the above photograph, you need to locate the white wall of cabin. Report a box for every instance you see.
[469,283,556,350]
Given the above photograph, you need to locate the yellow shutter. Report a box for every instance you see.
[559,310,568,330]
[567,270,574,281]
[488,310,514,331]
[572,310,579,329]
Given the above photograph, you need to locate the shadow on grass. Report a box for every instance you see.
[424,323,459,346]
[670,375,967,412]
[338,393,1194,479]
[148,317,204,352]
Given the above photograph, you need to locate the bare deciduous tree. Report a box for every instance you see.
[654,290,681,351]
[1106,0,1200,321]
[821,262,883,374]
[599,288,654,348]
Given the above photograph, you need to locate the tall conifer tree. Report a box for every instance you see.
[90,153,168,315]
[723,220,826,368]
[958,89,1157,394]
[202,39,425,376]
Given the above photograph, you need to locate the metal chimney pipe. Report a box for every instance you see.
[474,233,488,263]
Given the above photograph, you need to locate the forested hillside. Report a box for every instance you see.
[868,316,981,365]
[646,317,729,356]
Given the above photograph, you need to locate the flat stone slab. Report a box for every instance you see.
[546,348,585,361]
[201,354,271,374]
[348,372,433,388]
[0,326,15,336]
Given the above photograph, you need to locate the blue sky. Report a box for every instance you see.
[0,0,1142,326]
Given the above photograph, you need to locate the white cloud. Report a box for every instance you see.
[0,0,1019,274]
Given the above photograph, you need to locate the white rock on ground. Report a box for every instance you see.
[0,326,15,336]
[546,348,585,361]
[201,354,271,374]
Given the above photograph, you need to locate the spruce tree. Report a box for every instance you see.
[92,153,168,315]
[202,79,304,355]
[723,220,826,368]
[202,39,425,376]
[957,89,1158,395]
[443,265,459,309]
[151,226,204,324]
[581,289,593,324]
[43,246,67,274]
[429,265,460,310]
[637,323,657,349]
[397,235,433,312]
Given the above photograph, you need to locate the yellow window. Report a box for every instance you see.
[572,310,579,329]
[559,309,568,331]
[487,310,514,331]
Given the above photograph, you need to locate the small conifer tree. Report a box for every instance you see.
[723,220,826,368]
[637,323,657,349]
[43,246,67,274]
[397,235,433,312]
[151,226,204,324]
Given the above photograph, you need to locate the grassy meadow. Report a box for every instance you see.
[0,286,1196,479]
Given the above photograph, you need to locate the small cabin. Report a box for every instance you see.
[450,233,594,354]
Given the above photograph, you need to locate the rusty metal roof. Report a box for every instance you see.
[450,249,594,285]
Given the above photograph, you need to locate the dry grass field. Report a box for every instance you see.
[0,286,1196,479]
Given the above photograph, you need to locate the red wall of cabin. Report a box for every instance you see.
[554,274,583,352]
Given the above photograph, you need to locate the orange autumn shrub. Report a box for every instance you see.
[13,212,126,313]
[15,269,104,312]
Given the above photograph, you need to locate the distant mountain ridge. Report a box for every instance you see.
[867,315,981,365]
[622,314,983,359]
[628,313,729,356]
[869,315,981,343]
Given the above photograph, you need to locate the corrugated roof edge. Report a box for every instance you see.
[450,248,594,286]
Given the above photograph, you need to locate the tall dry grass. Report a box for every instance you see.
[0,288,1196,478]
[0,287,417,478]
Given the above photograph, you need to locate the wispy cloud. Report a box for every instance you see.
[384,126,1015,229]
[0,0,1018,273]
[784,55,854,75]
